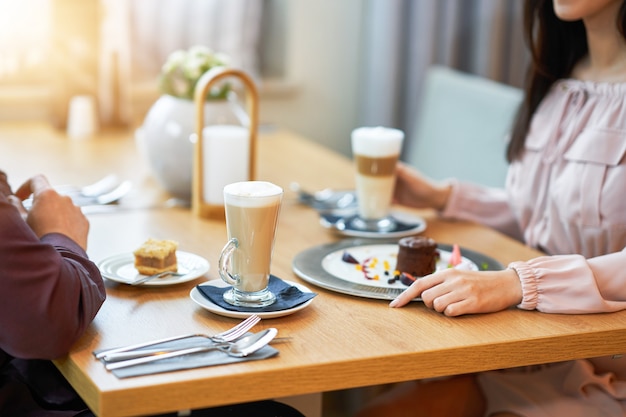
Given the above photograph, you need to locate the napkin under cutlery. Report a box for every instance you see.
[95,334,278,378]
[196,276,317,312]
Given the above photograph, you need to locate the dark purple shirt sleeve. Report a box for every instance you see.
[0,182,105,360]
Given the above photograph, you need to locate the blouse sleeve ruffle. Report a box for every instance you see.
[508,248,626,314]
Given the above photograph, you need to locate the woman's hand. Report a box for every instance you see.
[389,268,523,316]
[393,162,452,211]
[13,174,90,250]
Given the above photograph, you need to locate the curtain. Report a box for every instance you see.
[128,0,263,79]
[0,0,51,83]
[98,0,263,126]
[357,0,528,153]
[0,0,263,127]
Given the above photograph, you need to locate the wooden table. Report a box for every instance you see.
[2,123,626,417]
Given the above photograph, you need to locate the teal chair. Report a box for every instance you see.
[403,66,523,188]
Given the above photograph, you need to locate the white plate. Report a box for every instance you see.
[293,239,502,300]
[319,211,427,238]
[98,251,210,286]
[322,244,477,289]
[190,280,315,319]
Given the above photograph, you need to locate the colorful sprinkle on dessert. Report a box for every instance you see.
[342,251,389,280]
[399,272,416,286]
[341,251,359,264]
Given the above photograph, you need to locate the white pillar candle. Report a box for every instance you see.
[202,125,250,204]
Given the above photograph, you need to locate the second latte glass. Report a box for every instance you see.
[351,126,404,231]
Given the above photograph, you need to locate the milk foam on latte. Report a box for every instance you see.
[351,126,404,157]
[351,127,404,220]
[224,181,282,206]
[223,181,282,293]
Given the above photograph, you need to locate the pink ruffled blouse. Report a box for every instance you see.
[442,80,626,381]
[443,79,626,314]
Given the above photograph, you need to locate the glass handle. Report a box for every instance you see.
[218,238,239,286]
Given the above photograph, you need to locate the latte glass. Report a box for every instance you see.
[219,181,283,307]
[351,126,404,230]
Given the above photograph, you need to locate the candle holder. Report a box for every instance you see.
[192,67,259,219]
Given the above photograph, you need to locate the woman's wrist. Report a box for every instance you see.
[433,182,452,211]
[504,267,524,306]
[508,261,537,310]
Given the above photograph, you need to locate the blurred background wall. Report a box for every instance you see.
[0,0,527,157]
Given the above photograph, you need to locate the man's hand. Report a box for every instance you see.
[14,175,89,250]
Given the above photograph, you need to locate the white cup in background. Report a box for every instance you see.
[67,95,99,140]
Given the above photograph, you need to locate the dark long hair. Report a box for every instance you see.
[506,0,626,162]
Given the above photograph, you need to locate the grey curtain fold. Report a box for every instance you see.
[129,0,263,78]
[357,0,528,145]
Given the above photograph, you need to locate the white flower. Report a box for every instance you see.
[159,46,230,100]
[161,50,186,74]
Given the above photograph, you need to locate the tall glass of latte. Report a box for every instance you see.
[219,181,283,307]
[351,126,404,230]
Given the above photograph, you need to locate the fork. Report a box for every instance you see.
[93,314,261,360]
[23,178,132,209]
[131,271,186,286]
[103,335,293,362]
[70,180,132,206]
[55,174,119,197]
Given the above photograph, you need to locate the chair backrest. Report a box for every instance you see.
[403,66,523,188]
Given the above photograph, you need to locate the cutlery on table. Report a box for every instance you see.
[130,271,186,286]
[22,177,132,208]
[55,174,120,197]
[102,335,292,362]
[290,182,357,212]
[69,180,132,206]
[94,314,261,360]
[104,328,278,371]
[90,180,132,205]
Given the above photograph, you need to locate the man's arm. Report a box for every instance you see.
[0,173,105,359]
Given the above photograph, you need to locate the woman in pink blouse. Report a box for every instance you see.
[356,0,626,416]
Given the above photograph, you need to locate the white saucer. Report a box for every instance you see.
[98,251,210,286]
[190,279,315,319]
[320,211,427,238]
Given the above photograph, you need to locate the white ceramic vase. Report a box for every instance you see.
[136,94,243,200]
